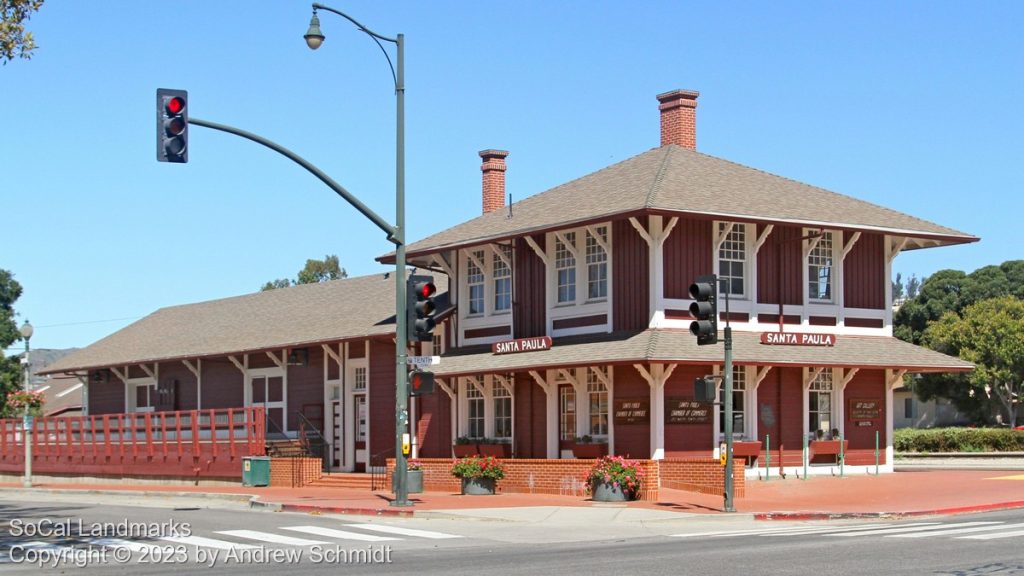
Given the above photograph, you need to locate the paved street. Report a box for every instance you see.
[2,496,1023,574]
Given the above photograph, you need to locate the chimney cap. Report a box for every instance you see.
[479,149,510,160]
[656,89,700,107]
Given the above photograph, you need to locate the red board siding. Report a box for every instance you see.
[846,317,884,328]
[414,387,451,458]
[754,366,806,465]
[287,346,324,433]
[664,365,715,458]
[664,217,712,299]
[843,370,887,465]
[200,358,243,410]
[87,374,125,414]
[465,325,512,339]
[552,314,606,330]
[758,225,803,306]
[368,339,396,459]
[158,361,197,412]
[844,232,886,310]
[514,374,547,458]
[612,218,650,330]
[514,236,547,338]
[613,367,650,458]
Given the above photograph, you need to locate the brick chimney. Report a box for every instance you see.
[656,89,699,149]
[479,149,509,215]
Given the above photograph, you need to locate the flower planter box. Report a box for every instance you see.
[452,444,477,458]
[393,470,423,494]
[477,443,511,458]
[460,477,496,495]
[572,443,609,459]
[591,480,631,502]
[809,440,849,464]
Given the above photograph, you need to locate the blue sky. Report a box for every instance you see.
[3,1,1022,352]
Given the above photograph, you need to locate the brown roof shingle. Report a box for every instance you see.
[395,145,976,259]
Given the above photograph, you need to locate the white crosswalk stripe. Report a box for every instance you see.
[280,526,399,542]
[961,528,1024,541]
[346,523,464,539]
[892,522,1024,538]
[671,523,895,538]
[758,524,906,537]
[826,521,997,537]
[162,535,259,550]
[215,530,329,546]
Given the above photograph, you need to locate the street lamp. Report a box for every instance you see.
[305,4,412,507]
[19,319,33,488]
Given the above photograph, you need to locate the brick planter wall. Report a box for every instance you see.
[387,458,660,501]
[270,457,322,488]
[659,458,745,498]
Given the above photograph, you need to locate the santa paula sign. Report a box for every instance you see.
[759,332,836,347]
[492,336,553,355]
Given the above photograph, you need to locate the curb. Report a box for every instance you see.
[755,500,1024,521]
[266,502,415,518]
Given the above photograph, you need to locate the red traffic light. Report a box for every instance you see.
[165,96,185,115]
[414,281,436,299]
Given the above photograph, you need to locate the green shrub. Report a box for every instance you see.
[894,427,1024,453]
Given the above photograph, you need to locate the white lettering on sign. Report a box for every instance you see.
[759,332,836,346]
[492,336,553,355]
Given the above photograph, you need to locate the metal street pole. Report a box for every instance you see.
[20,320,33,488]
[722,294,734,512]
[306,4,411,507]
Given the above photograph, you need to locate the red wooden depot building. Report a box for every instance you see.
[6,89,975,495]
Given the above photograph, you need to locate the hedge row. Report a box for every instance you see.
[894,427,1024,453]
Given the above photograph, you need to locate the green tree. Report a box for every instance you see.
[923,297,1024,428]
[891,272,904,302]
[0,269,25,415]
[1,0,44,64]
[261,255,347,291]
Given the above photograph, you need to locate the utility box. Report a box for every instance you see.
[242,456,271,487]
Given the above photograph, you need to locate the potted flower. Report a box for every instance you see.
[394,459,424,494]
[585,455,644,502]
[453,436,477,458]
[572,435,609,459]
[5,390,45,418]
[450,455,505,495]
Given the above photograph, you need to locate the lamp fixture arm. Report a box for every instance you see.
[312,3,398,91]
[188,116,399,244]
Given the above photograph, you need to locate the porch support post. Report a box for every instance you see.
[635,362,676,460]
[530,370,558,458]
[836,368,860,437]
[183,360,201,410]
[885,369,906,470]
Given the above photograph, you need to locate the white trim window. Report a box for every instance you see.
[808,368,834,436]
[353,365,367,391]
[466,383,485,439]
[717,223,747,299]
[493,245,512,313]
[555,232,577,304]
[559,385,576,441]
[127,378,156,413]
[492,379,512,440]
[467,249,486,315]
[586,370,608,437]
[586,226,609,300]
[807,231,835,302]
[718,366,746,437]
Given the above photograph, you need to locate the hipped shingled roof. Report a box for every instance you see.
[430,329,973,378]
[395,145,976,260]
[42,273,449,375]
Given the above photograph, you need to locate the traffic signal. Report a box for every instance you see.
[409,369,435,396]
[688,274,718,345]
[407,275,437,342]
[157,88,188,163]
[694,376,717,403]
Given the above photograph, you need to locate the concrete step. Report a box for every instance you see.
[307,473,376,490]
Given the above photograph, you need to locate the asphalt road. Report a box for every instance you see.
[1,495,1022,575]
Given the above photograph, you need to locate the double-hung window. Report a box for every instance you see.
[587,371,608,437]
[466,383,485,439]
[559,385,576,440]
[586,227,608,300]
[718,223,747,298]
[555,233,576,304]
[808,369,834,436]
[808,231,835,302]
[492,379,512,440]
[718,366,745,437]
[467,249,485,315]
[493,245,512,313]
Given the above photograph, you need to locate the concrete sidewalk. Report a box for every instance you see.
[2,469,1022,521]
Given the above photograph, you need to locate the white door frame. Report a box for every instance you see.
[245,367,287,433]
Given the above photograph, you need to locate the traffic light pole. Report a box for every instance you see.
[723,321,735,513]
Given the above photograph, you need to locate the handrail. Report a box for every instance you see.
[293,411,331,473]
[369,444,397,492]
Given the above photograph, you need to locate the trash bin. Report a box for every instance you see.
[242,456,271,487]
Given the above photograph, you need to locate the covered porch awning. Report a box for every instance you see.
[431,329,973,378]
